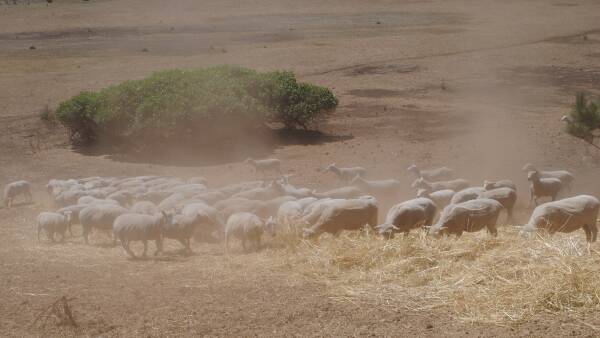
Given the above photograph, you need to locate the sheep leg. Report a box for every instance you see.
[59,231,66,243]
[37,226,42,242]
[487,224,498,237]
[256,235,261,251]
[241,238,247,252]
[583,224,598,243]
[82,227,90,244]
[154,239,162,256]
[7,198,12,208]
[68,224,73,237]
[49,231,55,242]
[142,240,148,257]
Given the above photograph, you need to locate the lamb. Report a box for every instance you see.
[479,187,517,223]
[303,197,378,238]
[244,158,282,176]
[521,195,599,242]
[522,163,574,190]
[37,211,72,242]
[406,164,454,181]
[376,198,436,238]
[411,177,470,193]
[130,201,159,215]
[325,163,367,182]
[112,212,171,258]
[450,187,486,205]
[311,186,364,199]
[416,189,455,210]
[483,179,516,191]
[428,198,504,238]
[224,212,276,252]
[80,204,129,244]
[4,180,32,207]
[350,176,402,199]
[527,171,562,206]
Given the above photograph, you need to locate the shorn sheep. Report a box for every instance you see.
[376,198,436,238]
[521,195,599,242]
[37,211,72,242]
[411,177,470,193]
[429,198,504,237]
[325,163,367,182]
[225,212,276,252]
[479,187,517,223]
[244,158,282,176]
[4,180,32,208]
[417,189,455,210]
[113,212,172,258]
[522,163,574,190]
[450,187,486,205]
[303,197,378,238]
[527,171,562,206]
[407,164,454,181]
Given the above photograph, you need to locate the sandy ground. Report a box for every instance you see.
[1,0,600,336]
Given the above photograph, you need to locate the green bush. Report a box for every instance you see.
[564,92,600,143]
[54,66,338,146]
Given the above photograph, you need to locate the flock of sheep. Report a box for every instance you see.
[3,157,598,258]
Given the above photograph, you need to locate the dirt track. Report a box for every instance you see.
[2,0,600,336]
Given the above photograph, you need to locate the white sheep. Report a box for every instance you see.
[230,182,280,201]
[522,163,574,190]
[522,195,599,242]
[406,164,454,181]
[527,171,562,206]
[244,158,282,176]
[78,196,120,206]
[277,197,317,226]
[350,176,402,199]
[311,186,364,199]
[325,163,367,182]
[57,204,88,236]
[180,202,224,242]
[479,187,517,223]
[303,196,378,238]
[416,188,455,210]
[376,198,437,238]
[113,212,171,258]
[130,201,159,215]
[80,204,129,244]
[428,198,504,238]
[450,187,486,205]
[272,180,312,198]
[37,211,72,242]
[225,212,276,252]
[483,179,516,191]
[163,213,203,253]
[411,177,470,193]
[4,180,32,208]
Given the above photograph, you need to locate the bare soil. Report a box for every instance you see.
[1,0,600,336]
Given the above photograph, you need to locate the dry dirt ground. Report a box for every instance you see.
[1,0,600,336]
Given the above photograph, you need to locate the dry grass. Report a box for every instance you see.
[268,226,600,326]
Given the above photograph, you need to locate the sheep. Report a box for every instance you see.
[350,176,402,200]
[521,195,599,242]
[106,191,134,206]
[450,187,486,205]
[406,164,454,181]
[188,176,208,186]
[411,177,470,193]
[522,163,574,190]
[78,196,120,206]
[428,198,504,238]
[376,198,437,238]
[216,181,264,197]
[180,202,224,242]
[57,204,88,236]
[301,198,343,226]
[190,190,226,205]
[311,186,364,199]
[277,197,318,226]
[37,211,72,242]
[416,189,455,210]
[479,187,517,223]
[252,196,297,219]
[272,180,312,198]
[325,163,367,182]
[163,213,203,253]
[225,212,276,252]
[230,182,280,201]
[136,191,172,204]
[130,201,159,215]
[158,192,187,211]
[4,180,32,207]
[527,171,562,206]
[213,197,251,211]
[113,212,171,258]
[244,158,282,176]
[303,196,378,238]
[53,190,87,207]
[483,180,516,191]
[80,204,129,244]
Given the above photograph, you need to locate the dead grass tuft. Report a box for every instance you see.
[269,226,600,325]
